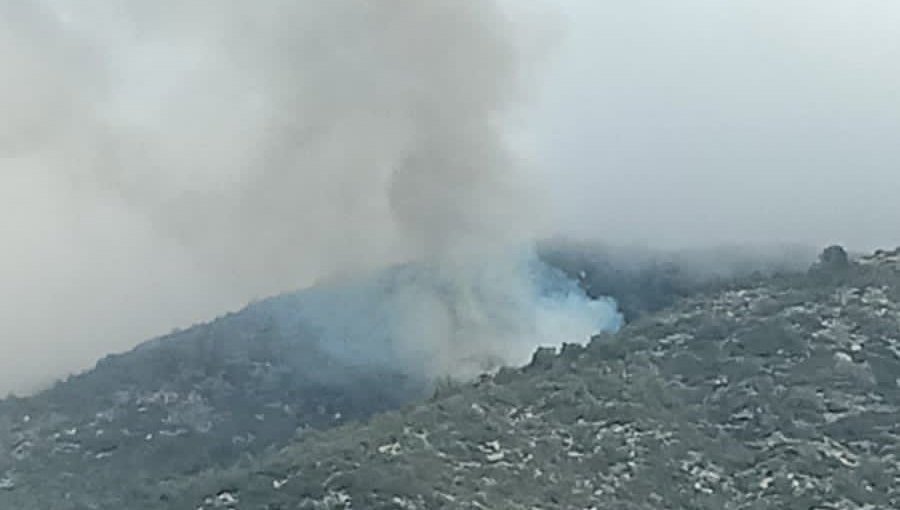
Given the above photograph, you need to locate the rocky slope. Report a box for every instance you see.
[0,248,669,509]
[0,282,428,509]
[165,247,900,509]
[0,245,883,509]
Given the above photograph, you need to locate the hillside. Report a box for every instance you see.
[165,247,900,509]
[1,246,884,508]
[0,248,681,508]
[0,288,428,508]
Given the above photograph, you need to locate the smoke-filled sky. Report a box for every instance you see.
[2,0,900,394]
[0,0,547,394]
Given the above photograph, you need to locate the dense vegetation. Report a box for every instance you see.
[539,240,813,320]
[6,244,894,508]
[169,246,900,509]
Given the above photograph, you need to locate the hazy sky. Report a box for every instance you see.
[2,0,900,394]
[529,0,900,251]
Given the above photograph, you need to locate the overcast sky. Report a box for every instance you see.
[529,0,900,251]
[2,1,900,394]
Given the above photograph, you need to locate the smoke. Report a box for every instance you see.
[34,0,535,283]
[269,251,621,383]
[0,0,618,394]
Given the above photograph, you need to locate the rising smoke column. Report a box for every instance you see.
[0,0,619,391]
[279,251,622,382]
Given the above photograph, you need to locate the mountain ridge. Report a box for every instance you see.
[3,245,894,508]
[173,246,900,509]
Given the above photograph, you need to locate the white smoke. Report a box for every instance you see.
[0,0,617,393]
[280,250,621,382]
